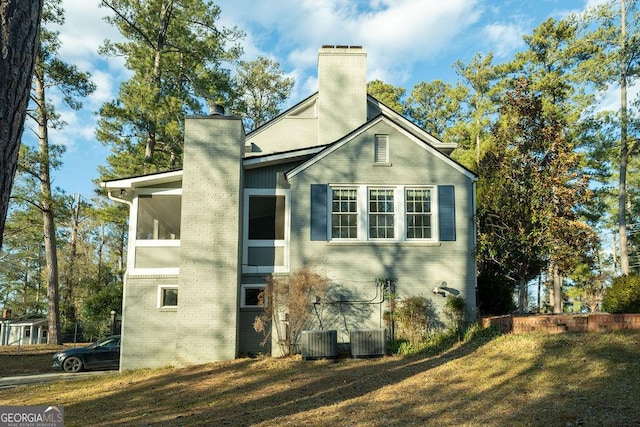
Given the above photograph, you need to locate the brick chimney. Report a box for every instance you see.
[317,45,367,145]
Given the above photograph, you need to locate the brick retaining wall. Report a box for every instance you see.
[481,314,640,334]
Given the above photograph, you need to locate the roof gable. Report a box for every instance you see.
[244,94,320,157]
[367,95,457,154]
[285,114,476,181]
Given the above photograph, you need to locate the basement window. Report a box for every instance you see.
[158,286,178,308]
[241,285,267,308]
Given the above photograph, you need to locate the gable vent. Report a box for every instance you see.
[374,134,389,163]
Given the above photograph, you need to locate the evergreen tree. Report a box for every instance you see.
[367,79,406,114]
[577,0,640,274]
[229,56,294,131]
[19,0,95,344]
[405,80,467,141]
[452,53,500,171]
[479,78,596,313]
[97,0,244,176]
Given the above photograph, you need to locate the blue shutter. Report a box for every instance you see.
[310,184,328,241]
[438,185,456,241]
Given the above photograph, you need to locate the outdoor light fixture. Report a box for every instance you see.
[433,281,449,297]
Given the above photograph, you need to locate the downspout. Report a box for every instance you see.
[106,189,133,207]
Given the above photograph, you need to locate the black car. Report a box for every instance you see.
[52,335,120,372]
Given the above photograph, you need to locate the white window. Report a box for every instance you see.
[158,285,178,308]
[326,185,442,242]
[374,134,389,163]
[243,189,290,273]
[130,188,181,275]
[241,284,267,308]
[136,194,181,240]
[406,188,432,239]
[331,188,358,239]
[369,188,395,239]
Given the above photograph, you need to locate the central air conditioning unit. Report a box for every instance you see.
[350,329,386,358]
[301,330,338,360]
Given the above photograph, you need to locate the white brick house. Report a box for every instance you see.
[101,46,477,370]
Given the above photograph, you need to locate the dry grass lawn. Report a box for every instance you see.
[1,331,639,426]
[0,343,82,375]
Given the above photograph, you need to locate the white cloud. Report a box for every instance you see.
[217,0,481,91]
[50,1,128,109]
[50,110,95,147]
[584,0,610,9]
[86,68,121,110]
[482,22,526,58]
[54,1,122,66]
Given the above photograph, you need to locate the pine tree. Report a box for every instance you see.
[97,0,244,176]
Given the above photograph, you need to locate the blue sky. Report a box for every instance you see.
[38,0,607,199]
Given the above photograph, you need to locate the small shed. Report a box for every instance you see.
[0,318,48,346]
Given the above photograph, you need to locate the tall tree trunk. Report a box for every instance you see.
[144,0,173,166]
[475,129,481,170]
[62,194,81,325]
[518,278,528,314]
[550,261,563,314]
[35,58,61,345]
[97,221,105,285]
[0,0,44,248]
[618,0,631,275]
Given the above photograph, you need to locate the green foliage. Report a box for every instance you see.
[393,296,436,345]
[444,295,466,333]
[463,322,502,342]
[389,295,470,355]
[82,283,123,320]
[388,330,458,356]
[98,0,244,175]
[367,79,406,114]
[230,57,294,131]
[602,274,640,313]
[389,324,501,356]
[565,263,610,313]
[405,79,467,140]
[450,52,500,171]
[478,76,597,311]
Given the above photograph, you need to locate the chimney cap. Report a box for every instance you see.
[321,44,363,50]
[209,103,225,116]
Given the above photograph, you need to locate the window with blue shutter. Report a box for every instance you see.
[310,184,328,240]
[438,185,456,241]
[312,184,457,242]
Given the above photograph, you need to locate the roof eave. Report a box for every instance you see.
[100,170,183,190]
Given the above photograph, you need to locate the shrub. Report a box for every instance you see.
[463,323,502,342]
[254,267,329,355]
[389,324,501,356]
[602,274,640,313]
[444,295,466,334]
[393,296,436,345]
